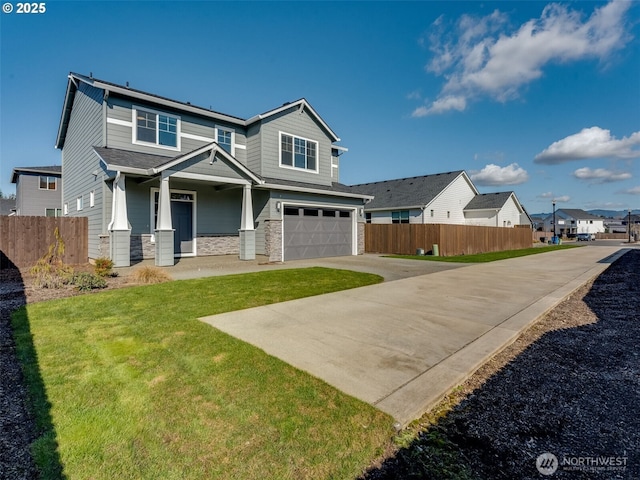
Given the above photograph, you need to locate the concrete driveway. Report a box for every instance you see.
[201,246,628,426]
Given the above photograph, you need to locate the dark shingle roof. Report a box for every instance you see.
[464,192,513,210]
[94,147,175,172]
[0,198,16,215]
[557,209,602,220]
[350,171,466,210]
[11,166,61,183]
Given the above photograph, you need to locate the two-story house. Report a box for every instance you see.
[542,208,605,237]
[10,166,62,216]
[56,73,371,266]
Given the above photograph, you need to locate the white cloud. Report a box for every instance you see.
[415,1,631,115]
[470,163,529,186]
[538,192,554,199]
[553,195,571,203]
[535,127,640,164]
[619,186,640,195]
[573,166,632,183]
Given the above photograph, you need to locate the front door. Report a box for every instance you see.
[172,200,193,255]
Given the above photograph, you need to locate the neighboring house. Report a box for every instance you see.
[55,73,371,266]
[352,171,477,224]
[464,191,529,228]
[350,171,531,228]
[10,166,62,216]
[0,198,16,216]
[542,209,605,237]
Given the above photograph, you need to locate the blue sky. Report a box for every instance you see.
[1,0,639,214]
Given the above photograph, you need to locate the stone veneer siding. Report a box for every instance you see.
[357,222,365,255]
[265,219,283,262]
[99,234,240,260]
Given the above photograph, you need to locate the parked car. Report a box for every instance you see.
[577,233,595,241]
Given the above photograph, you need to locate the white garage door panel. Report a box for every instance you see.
[284,207,352,261]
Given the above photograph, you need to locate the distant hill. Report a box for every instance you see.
[531,209,640,219]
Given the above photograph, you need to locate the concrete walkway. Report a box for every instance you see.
[200,246,628,426]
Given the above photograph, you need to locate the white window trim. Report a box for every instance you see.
[77,196,83,211]
[63,203,68,215]
[132,105,181,152]
[215,125,235,157]
[90,190,95,208]
[39,176,57,191]
[278,131,319,174]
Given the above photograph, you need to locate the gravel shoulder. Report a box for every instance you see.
[363,249,639,479]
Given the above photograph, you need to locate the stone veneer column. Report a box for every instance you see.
[265,219,283,262]
[358,222,365,255]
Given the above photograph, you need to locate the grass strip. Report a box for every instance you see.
[387,244,580,263]
[12,267,393,480]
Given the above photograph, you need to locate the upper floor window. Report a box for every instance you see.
[280,132,317,172]
[392,210,409,224]
[39,176,57,190]
[134,107,179,149]
[216,126,234,155]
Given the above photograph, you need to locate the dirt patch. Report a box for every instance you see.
[362,250,639,479]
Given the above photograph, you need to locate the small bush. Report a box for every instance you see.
[71,272,107,291]
[130,266,172,284]
[30,227,74,288]
[94,257,114,277]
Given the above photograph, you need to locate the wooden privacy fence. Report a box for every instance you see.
[0,216,88,269]
[365,223,533,257]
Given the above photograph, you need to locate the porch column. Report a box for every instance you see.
[108,172,131,267]
[239,183,255,260]
[155,173,175,266]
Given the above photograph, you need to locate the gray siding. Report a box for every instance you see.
[246,123,262,174]
[105,96,248,164]
[15,173,62,216]
[61,82,105,259]
[254,107,334,186]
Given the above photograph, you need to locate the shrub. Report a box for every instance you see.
[71,272,107,291]
[130,265,172,284]
[30,227,74,288]
[94,257,115,277]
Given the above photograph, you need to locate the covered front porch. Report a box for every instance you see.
[96,142,263,267]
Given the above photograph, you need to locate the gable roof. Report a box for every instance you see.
[554,209,603,221]
[350,170,475,210]
[11,166,62,183]
[57,73,340,149]
[465,191,522,212]
[93,143,263,184]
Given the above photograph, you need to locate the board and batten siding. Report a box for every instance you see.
[256,107,334,186]
[105,96,248,164]
[61,81,105,260]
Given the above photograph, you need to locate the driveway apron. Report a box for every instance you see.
[200,246,627,425]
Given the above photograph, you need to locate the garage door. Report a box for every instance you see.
[283,206,353,261]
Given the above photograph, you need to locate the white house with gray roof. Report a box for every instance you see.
[542,209,605,237]
[56,73,371,266]
[351,171,530,228]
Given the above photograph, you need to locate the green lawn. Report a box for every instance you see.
[388,244,580,263]
[12,267,393,480]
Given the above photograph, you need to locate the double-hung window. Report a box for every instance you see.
[280,132,317,172]
[392,210,410,224]
[134,107,179,149]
